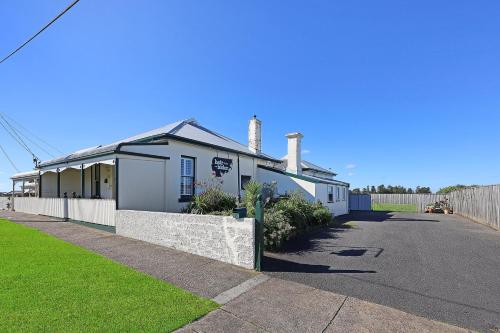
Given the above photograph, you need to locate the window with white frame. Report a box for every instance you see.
[342,187,346,201]
[336,186,340,202]
[180,156,195,198]
[328,186,334,202]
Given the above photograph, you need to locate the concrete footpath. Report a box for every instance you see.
[1,211,471,333]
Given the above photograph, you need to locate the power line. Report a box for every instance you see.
[0,113,64,155]
[0,0,81,65]
[0,118,34,156]
[0,117,41,167]
[0,114,56,158]
[0,143,20,172]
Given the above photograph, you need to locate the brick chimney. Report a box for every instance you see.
[248,115,262,154]
[286,132,303,174]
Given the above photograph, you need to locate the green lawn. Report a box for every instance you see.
[0,219,218,333]
[372,203,417,212]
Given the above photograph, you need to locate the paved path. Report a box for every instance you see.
[264,211,500,332]
[1,211,472,332]
[179,277,468,333]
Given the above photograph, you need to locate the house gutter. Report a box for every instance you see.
[38,144,171,169]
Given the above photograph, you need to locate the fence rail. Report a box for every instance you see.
[13,197,116,226]
[13,197,66,218]
[350,185,500,230]
[67,199,116,226]
[370,193,448,212]
[0,197,9,210]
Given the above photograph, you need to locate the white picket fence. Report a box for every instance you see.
[13,197,116,226]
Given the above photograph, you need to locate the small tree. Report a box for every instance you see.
[243,180,262,217]
[415,186,431,194]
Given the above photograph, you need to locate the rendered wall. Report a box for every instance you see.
[118,157,167,212]
[116,210,255,269]
[256,167,316,201]
[60,169,81,196]
[120,142,259,212]
[100,164,114,199]
[316,183,349,216]
[41,172,58,197]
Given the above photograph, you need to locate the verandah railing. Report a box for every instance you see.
[13,197,116,226]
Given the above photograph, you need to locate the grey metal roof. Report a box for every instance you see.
[11,170,39,180]
[257,165,349,187]
[39,118,280,167]
[301,160,337,176]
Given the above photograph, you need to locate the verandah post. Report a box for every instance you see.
[254,194,264,271]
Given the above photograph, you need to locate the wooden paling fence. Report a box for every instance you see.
[370,193,448,212]
[350,185,500,230]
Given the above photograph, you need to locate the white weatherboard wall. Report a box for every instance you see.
[116,210,255,269]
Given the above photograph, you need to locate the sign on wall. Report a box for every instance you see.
[212,157,233,177]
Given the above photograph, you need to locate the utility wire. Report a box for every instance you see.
[0,118,34,156]
[0,143,20,172]
[0,113,64,155]
[0,114,56,158]
[0,117,41,167]
[0,0,81,65]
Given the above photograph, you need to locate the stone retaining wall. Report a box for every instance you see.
[116,210,255,269]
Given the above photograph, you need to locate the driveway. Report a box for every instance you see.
[263,211,500,332]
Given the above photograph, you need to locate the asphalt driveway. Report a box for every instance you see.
[263,211,500,332]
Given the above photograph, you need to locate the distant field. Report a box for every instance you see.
[372,203,417,212]
[0,218,217,333]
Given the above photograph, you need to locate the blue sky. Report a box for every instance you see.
[1,0,499,192]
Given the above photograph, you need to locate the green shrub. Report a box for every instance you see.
[186,186,236,215]
[263,207,294,251]
[312,202,332,225]
[274,191,315,229]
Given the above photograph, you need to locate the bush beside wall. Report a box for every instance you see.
[183,180,334,251]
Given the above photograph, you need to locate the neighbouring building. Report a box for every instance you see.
[11,116,349,216]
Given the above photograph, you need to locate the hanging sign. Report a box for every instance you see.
[211,157,233,177]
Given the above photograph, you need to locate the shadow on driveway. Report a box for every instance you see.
[337,211,440,223]
[263,256,377,274]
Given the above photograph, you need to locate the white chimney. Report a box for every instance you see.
[286,132,303,174]
[248,115,262,154]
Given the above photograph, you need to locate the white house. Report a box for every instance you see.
[11,116,349,217]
